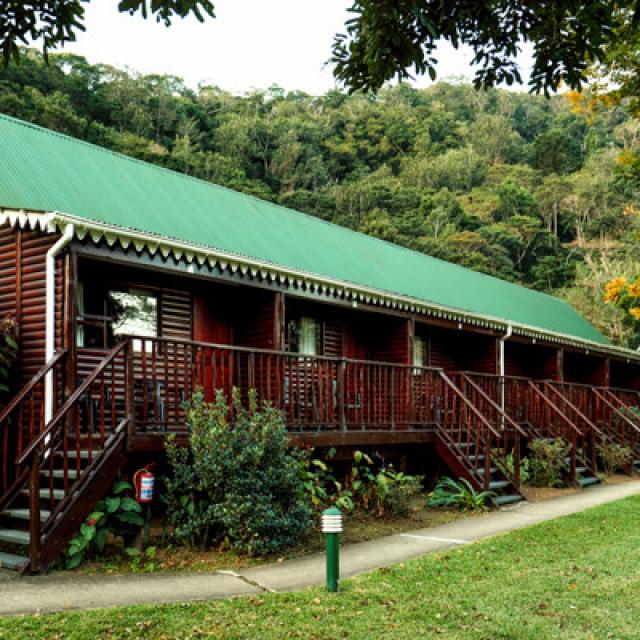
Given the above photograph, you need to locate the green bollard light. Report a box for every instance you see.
[322,507,342,593]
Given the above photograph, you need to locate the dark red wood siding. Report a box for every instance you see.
[563,350,608,385]
[0,225,63,384]
[416,323,497,373]
[504,341,559,380]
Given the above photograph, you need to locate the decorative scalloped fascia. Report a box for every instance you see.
[3,208,639,363]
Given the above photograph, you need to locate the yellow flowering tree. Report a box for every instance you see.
[604,276,640,348]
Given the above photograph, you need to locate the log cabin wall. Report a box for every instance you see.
[504,341,560,380]
[285,298,411,364]
[563,350,608,385]
[415,323,497,373]
[609,360,640,390]
[365,316,411,364]
[0,225,63,385]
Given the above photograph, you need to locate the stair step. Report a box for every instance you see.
[0,551,28,571]
[576,466,587,473]
[20,488,65,500]
[477,467,497,475]
[56,450,90,460]
[467,455,485,461]
[1,508,51,522]
[494,494,522,507]
[578,476,600,487]
[489,480,510,490]
[41,469,79,480]
[0,529,29,546]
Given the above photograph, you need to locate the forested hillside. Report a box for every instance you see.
[1,50,639,345]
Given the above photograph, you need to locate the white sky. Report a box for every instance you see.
[62,1,532,95]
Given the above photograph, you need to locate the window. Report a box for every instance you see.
[77,283,158,349]
[287,316,322,356]
[413,335,427,371]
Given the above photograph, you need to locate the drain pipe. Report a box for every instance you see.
[45,224,74,424]
[499,325,513,428]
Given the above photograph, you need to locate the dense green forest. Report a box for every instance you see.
[1,50,639,346]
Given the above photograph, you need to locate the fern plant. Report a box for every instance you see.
[427,477,495,512]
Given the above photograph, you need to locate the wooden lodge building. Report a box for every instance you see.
[1,113,640,573]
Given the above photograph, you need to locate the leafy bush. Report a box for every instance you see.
[493,449,530,485]
[0,317,18,402]
[427,477,494,511]
[528,438,571,487]
[597,441,633,475]
[58,480,144,569]
[164,389,312,556]
[345,451,423,517]
[301,448,423,517]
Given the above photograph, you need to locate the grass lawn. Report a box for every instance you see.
[2,494,640,639]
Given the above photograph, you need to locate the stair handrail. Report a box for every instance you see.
[15,340,131,572]
[460,373,528,439]
[0,349,67,502]
[526,381,587,481]
[592,387,640,448]
[439,371,501,440]
[540,382,605,441]
[0,349,67,425]
[16,341,128,465]
[438,372,522,491]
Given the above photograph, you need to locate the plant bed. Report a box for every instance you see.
[67,496,467,575]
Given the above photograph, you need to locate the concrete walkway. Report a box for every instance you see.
[2,479,640,617]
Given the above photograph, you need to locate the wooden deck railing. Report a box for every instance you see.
[129,336,445,433]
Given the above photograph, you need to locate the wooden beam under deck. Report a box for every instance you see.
[128,428,436,452]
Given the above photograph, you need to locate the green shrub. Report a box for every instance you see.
[597,441,633,475]
[59,480,144,569]
[301,448,423,517]
[379,468,424,517]
[493,449,530,485]
[164,389,312,556]
[0,317,18,403]
[345,451,423,517]
[528,438,571,487]
[427,477,494,511]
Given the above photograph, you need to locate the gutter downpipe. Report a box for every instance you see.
[45,224,74,424]
[499,325,513,430]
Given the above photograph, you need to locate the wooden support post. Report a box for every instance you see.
[338,358,346,431]
[274,292,286,351]
[28,456,41,572]
[63,250,77,427]
[390,369,396,430]
[125,340,135,442]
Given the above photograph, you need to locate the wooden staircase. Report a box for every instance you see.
[591,387,640,474]
[0,343,131,573]
[435,372,524,508]
[460,373,602,489]
[527,382,601,488]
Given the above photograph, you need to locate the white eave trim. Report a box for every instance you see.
[3,207,640,364]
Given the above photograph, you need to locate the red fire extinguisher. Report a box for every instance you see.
[134,464,155,504]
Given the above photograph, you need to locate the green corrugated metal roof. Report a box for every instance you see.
[0,113,608,345]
